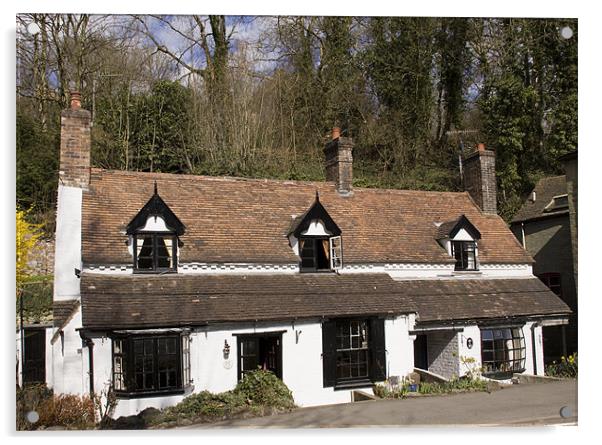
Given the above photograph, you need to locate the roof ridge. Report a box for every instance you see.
[89,167,468,196]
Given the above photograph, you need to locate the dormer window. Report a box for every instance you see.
[436,214,481,272]
[452,241,477,271]
[544,194,569,213]
[134,231,177,272]
[126,182,185,274]
[289,192,343,273]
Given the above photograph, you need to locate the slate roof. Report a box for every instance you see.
[79,274,570,329]
[404,278,571,324]
[80,273,417,329]
[82,169,533,266]
[511,176,568,223]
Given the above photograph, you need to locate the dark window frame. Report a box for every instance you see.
[111,333,190,398]
[537,273,562,297]
[322,317,386,389]
[335,319,371,385]
[299,235,333,273]
[132,231,178,274]
[235,332,284,382]
[480,327,526,379]
[452,240,478,271]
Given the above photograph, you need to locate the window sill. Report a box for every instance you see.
[452,270,481,275]
[482,369,525,380]
[132,269,178,275]
[334,379,373,391]
[299,269,336,274]
[114,388,186,399]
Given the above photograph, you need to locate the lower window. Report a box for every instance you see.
[322,318,386,388]
[480,327,526,379]
[336,320,370,381]
[112,333,191,396]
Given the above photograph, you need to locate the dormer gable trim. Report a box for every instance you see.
[437,214,481,241]
[288,191,342,238]
[126,182,186,236]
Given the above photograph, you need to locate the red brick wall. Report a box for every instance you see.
[59,108,91,189]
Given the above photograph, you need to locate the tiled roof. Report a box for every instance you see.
[82,169,533,265]
[404,278,571,324]
[511,176,568,223]
[80,273,417,329]
[80,274,570,329]
[53,299,80,328]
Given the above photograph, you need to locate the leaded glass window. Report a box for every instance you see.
[480,328,526,378]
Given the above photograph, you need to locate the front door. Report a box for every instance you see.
[23,328,46,385]
[413,334,428,370]
[238,333,282,381]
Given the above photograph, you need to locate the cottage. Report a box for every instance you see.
[44,93,570,418]
[510,153,578,363]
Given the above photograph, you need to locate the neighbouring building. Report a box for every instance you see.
[510,156,578,364]
[40,94,570,418]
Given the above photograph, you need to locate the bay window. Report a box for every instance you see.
[480,327,526,379]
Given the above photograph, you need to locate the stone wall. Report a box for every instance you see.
[463,148,497,214]
[27,238,55,276]
[427,331,459,379]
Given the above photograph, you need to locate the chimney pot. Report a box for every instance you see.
[331,127,341,140]
[477,142,486,152]
[70,90,82,109]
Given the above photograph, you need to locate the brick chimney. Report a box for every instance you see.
[463,143,497,214]
[324,127,353,195]
[59,90,91,189]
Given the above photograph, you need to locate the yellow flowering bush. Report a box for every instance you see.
[546,353,577,378]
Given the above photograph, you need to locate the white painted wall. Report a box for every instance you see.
[457,326,482,378]
[50,310,85,395]
[84,315,414,418]
[300,220,332,236]
[53,185,82,301]
[138,216,170,232]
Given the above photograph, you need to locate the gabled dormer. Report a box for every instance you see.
[126,183,185,273]
[436,215,481,271]
[288,192,343,272]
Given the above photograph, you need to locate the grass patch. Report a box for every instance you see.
[374,376,490,399]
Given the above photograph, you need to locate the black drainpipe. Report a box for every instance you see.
[530,322,539,375]
[80,331,95,397]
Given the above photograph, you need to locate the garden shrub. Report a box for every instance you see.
[235,369,295,409]
[16,384,53,430]
[36,393,96,429]
[152,370,296,427]
[546,353,577,378]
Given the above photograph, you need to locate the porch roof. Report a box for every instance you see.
[80,273,570,330]
[403,277,571,324]
[80,273,417,329]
